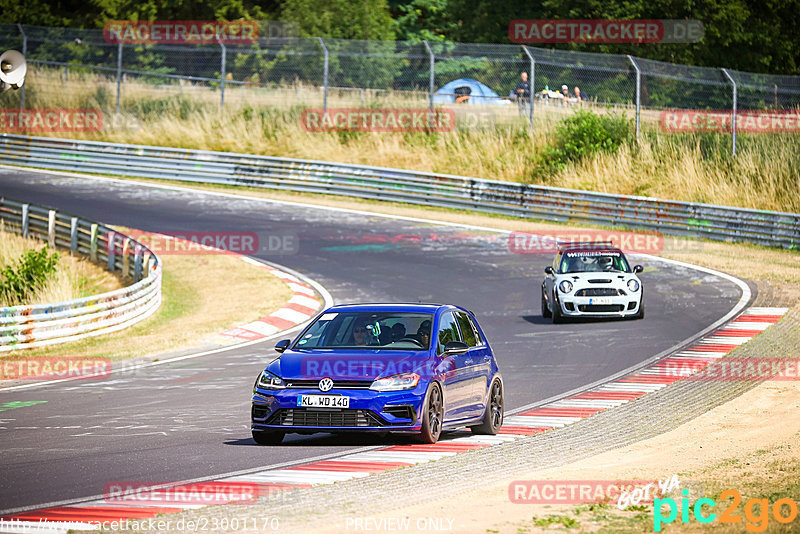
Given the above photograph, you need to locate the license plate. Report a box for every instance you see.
[297,395,350,408]
[589,297,612,305]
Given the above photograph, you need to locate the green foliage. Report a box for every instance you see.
[389,0,457,42]
[125,94,210,120]
[532,514,580,528]
[279,0,395,40]
[536,110,633,178]
[0,247,60,305]
[1,0,797,75]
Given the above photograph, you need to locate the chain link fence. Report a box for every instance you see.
[1,23,799,154]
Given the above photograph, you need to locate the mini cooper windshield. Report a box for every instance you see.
[293,311,434,350]
[559,250,631,274]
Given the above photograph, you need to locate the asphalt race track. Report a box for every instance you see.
[0,167,746,512]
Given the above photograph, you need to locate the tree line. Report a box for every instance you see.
[2,0,798,75]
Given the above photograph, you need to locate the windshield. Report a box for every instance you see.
[559,250,630,273]
[293,311,434,350]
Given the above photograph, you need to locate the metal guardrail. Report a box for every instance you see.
[0,196,161,352]
[0,134,798,249]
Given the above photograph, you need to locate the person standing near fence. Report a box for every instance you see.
[514,71,531,116]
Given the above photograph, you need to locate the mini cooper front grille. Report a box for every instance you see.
[578,304,625,313]
[267,409,385,427]
[283,380,373,390]
[587,279,612,284]
[576,288,623,296]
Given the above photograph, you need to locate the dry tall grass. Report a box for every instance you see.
[0,227,121,307]
[4,66,798,213]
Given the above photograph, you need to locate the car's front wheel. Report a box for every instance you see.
[415,383,443,444]
[633,297,645,319]
[552,292,565,324]
[252,430,285,445]
[541,287,552,318]
[471,378,504,435]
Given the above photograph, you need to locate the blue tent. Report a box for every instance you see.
[433,78,508,106]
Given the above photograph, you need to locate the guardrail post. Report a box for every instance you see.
[90,223,98,261]
[115,41,123,116]
[17,24,26,110]
[21,203,29,238]
[721,68,737,156]
[627,55,641,138]
[47,210,56,248]
[107,231,116,271]
[522,46,535,129]
[134,244,143,281]
[122,238,131,278]
[218,38,226,110]
[318,37,329,112]
[423,40,434,114]
[70,217,78,253]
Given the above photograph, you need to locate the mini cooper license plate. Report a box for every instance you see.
[588,297,613,305]
[297,395,350,408]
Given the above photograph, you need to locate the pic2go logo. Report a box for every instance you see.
[654,489,799,532]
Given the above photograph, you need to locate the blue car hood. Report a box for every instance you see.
[267,349,434,381]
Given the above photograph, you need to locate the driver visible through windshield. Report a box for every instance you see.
[559,250,631,273]
[293,312,434,350]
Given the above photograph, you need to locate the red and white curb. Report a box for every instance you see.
[216,257,322,342]
[0,307,788,532]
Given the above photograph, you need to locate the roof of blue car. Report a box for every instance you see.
[325,303,447,313]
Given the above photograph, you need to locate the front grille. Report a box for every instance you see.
[578,304,625,313]
[576,288,623,296]
[588,279,612,284]
[283,379,372,390]
[267,408,385,427]
[382,405,416,421]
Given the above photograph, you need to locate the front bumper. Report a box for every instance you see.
[557,294,641,317]
[251,385,426,433]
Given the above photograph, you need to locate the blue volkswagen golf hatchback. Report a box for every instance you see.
[251,303,503,444]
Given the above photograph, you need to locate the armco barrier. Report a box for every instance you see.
[0,134,799,249]
[0,197,161,352]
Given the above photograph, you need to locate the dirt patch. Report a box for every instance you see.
[303,372,800,534]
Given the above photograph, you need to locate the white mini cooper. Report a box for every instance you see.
[541,242,644,323]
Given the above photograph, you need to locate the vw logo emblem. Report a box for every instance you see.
[318,377,334,392]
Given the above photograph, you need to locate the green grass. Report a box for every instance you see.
[5,65,799,214]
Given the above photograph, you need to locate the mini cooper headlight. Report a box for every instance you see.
[370,372,420,392]
[558,280,573,293]
[256,370,285,390]
[627,279,640,292]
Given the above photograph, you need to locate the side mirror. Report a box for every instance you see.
[274,339,291,353]
[544,266,554,275]
[442,340,469,356]
[633,265,643,274]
